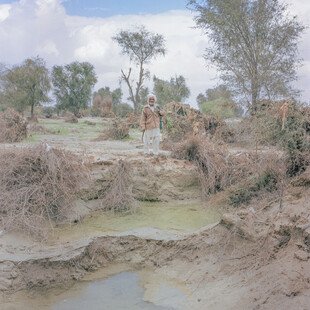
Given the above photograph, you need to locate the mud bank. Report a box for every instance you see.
[1,194,309,310]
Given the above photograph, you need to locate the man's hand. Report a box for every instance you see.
[155,106,163,115]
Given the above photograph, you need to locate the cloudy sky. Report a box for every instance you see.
[0,0,309,107]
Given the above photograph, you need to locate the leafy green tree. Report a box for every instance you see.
[139,86,150,106]
[0,57,50,117]
[113,103,134,117]
[153,75,190,106]
[52,61,97,116]
[113,25,166,112]
[197,84,238,118]
[93,86,122,105]
[189,0,305,113]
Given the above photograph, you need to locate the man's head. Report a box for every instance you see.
[147,94,157,106]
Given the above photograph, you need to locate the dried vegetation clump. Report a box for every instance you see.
[96,118,129,140]
[234,100,310,176]
[64,113,78,123]
[172,135,230,195]
[27,123,54,135]
[126,112,140,128]
[91,94,114,117]
[0,108,28,142]
[99,160,138,213]
[162,102,231,145]
[0,144,88,238]
[172,134,286,204]
[227,157,286,206]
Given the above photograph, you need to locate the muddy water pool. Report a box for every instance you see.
[2,270,189,310]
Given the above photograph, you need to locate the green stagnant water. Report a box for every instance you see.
[51,200,221,242]
[2,201,219,309]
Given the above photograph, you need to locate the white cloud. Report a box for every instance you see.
[0,0,309,106]
[0,4,11,22]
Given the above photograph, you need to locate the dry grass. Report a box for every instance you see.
[64,113,78,123]
[233,101,310,176]
[99,160,138,213]
[0,108,28,142]
[96,118,129,140]
[172,134,287,203]
[172,135,230,196]
[0,144,88,239]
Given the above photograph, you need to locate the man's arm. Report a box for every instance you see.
[139,107,146,131]
[155,106,165,116]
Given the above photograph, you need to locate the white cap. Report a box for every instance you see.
[147,93,157,102]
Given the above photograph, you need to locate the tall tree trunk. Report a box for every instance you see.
[251,76,259,115]
[30,102,34,118]
[134,61,144,112]
[121,68,138,112]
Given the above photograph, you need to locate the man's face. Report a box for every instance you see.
[148,97,155,106]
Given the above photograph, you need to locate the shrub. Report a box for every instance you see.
[200,98,238,119]
[172,135,230,195]
[229,169,280,206]
[253,101,310,176]
[96,118,129,140]
[113,103,134,118]
[0,144,88,239]
[0,108,28,142]
[100,160,138,213]
[173,134,286,201]
[42,106,55,118]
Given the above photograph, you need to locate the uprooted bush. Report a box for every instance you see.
[229,167,283,207]
[96,118,129,140]
[162,102,226,146]
[235,101,310,176]
[0,144,88,239]
[172,134,286,202]
[99,160,138,213]
[172,135,230,196]
[0,108,28,142]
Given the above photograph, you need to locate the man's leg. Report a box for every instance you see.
[143,130,150,155]
[152,128,160,155]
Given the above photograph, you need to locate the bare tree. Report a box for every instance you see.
[189,0,305,113]
[113,25,166,112]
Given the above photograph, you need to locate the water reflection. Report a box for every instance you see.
[53,272,174,310]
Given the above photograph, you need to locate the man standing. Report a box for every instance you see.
[140,94,164,156]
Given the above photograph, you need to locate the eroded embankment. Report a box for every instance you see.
[1,212,309,310]
[1,157,310,310]
[0,155,203,292]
